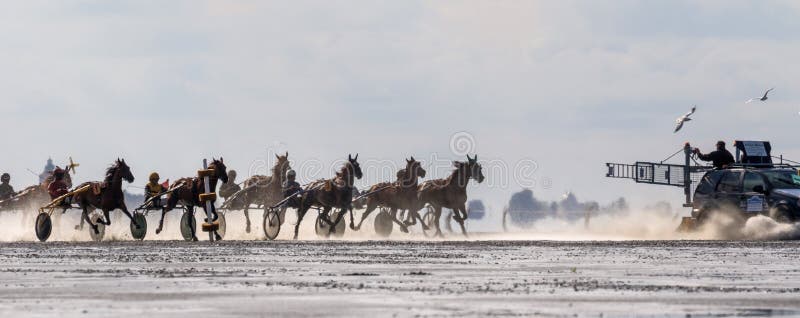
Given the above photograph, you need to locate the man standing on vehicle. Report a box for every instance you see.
[693,140,735,169]
[0,173,14,200]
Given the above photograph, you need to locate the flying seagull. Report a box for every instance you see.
[745,87,774,104]
[674,105,696,133]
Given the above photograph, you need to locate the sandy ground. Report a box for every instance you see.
[1,240,799,318]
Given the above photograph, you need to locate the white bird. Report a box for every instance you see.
[674,105,696,133]
[745,87,774,104]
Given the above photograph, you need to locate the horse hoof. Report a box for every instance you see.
[74,225,80,230]
[400,226,409,233]
[245,225,251,233]
[92,228,100,235]
[192,237,199,242]
[215,235,222,241]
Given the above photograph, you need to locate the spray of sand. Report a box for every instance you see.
[1,205,798,242]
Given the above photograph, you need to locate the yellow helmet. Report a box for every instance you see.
[149,172,160,182]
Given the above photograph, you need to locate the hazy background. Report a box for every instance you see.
[2,1,800,221]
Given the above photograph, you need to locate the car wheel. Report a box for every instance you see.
[771,206,794,224]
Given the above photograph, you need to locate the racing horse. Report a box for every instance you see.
[293,154,362,240]
[222,153,291,233]
[155,158,228,241]
[416,155,484,237]
[352,157,426,233]
[72,159,137,235]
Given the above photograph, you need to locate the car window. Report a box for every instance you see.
[743,172,766,192]
[696,171,723,195]
[717,171,742,193]
[762,170,800,189]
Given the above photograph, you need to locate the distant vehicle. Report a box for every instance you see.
[466,199,486,220]
[692,167,800,224]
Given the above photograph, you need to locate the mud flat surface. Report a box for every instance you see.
[0,240,799,317]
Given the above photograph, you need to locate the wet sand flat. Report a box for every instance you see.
[0,240,799,317]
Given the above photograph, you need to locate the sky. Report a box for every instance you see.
[2,0,800,216]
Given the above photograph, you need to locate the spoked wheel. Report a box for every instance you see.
[89,215,105,242]
[180,210,196,241]
[130,213,147,241]
[422,206,438,238]
[263,206,285,240]
[374,208,393,238]
[35,212,52,242]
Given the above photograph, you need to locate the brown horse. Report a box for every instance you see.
[221,153,291,233]
[353,157,426,233]
[72,159,137,235]
[416,155,484,237]
[155,158,228,241]
[293,154,363,240]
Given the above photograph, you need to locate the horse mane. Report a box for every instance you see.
[446,161,467,185]
[104,163,119,183]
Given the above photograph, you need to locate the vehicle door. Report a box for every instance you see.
[713,170,744,211]
[741,172,768,215]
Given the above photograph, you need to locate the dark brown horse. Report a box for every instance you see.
[353,157,426,233]
[73,159,137,235]
[155,158,228,241]
[293,154,363,240]
[221,153,290,233]
[416,155,484,237]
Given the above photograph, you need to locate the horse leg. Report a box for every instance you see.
[211,204,222,241]
[354,201,378,231]
[455,204,468,237]
[243,206,251,233]
[434,206,443,238]
[156,195,179,234]
[188,206,198,241]
[389,208,409,233]
[119,203,139,229]
[329,207,345,235]
[293,207,308,240]
[82,206,99,235]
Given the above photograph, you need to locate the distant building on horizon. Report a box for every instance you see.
[38,158,55,184]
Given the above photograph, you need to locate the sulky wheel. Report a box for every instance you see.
[130,213,147,241]
[180,210,196,241]
[89,215,105,242]
[373,208,393,238]
[35,212,52,242]
[314,213,329,238]
[263,206,284,241]
[421,206,438,238]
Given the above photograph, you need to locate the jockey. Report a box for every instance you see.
[0,173,14,200]
[145,172,167,207]
[47,167,71,206]
[282,169,303,208]
[219,169,241,200]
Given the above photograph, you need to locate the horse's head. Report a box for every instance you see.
[274,152,291,182]
[116,158,135,183]
[467,155,485,183]
[405,156,426,179]
[347,154,363,180]
[210,158,229,183]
